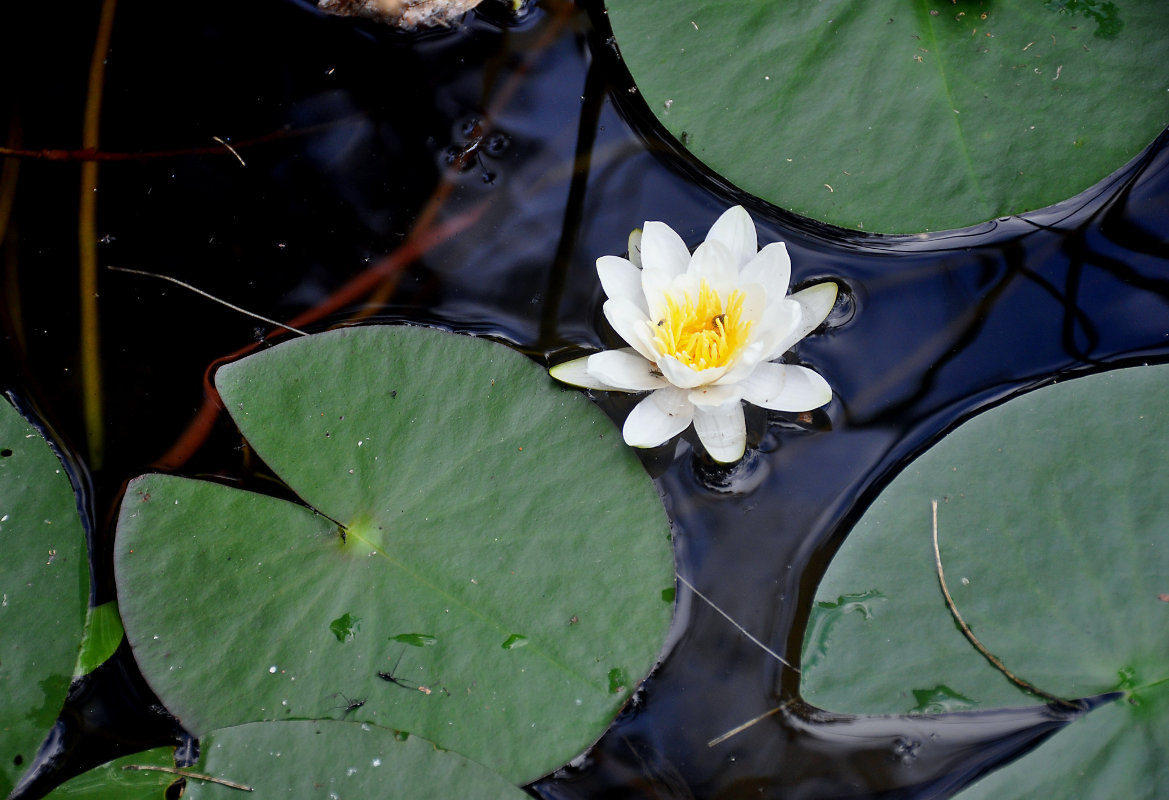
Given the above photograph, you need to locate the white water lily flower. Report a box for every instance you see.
[550,205,838,464]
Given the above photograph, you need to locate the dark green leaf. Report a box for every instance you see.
[329,612,361,643]
[184,721,531,799]
[115,327,674,783]
[607,0,1169,233]
[75,601,125,676]
[41,749,177,800]
[389,633,438,647]
[800,365,1169,798]
[0,400,89,797]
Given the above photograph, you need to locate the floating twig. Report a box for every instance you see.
[121,764,253,791]
[930,499,1076,709]
[212,136,246,166]
[707,700,794,747]
[675,572,797,672]
[108,266,308,337]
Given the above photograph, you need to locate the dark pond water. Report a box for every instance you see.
[3,1,1168,798]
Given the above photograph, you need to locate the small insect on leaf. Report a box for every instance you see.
[378,649,417,691]
[333,692,366,718]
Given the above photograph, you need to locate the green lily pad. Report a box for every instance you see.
[114,326,674,784]
[42,723,530,799]
[800,364,1169,797]
[953,695,1169,800]
[0,399,89,797]
[607,0,1169,233]
[74,601,125,677]
[185,721,531,799]
[41,748,177,800]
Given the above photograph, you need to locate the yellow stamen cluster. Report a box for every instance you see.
[653,280,751,370]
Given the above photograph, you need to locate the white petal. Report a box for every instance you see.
[791,281,839,335]
[739,242,792,303]
[765,282,838,360]
[587,349,668,391]
[603,298,659,362]
[739,362,833,411]
[550,355,626,391]
[688,383,741,408]
[657,354,727,389]
[692,400,746,463]
[736,280,768,326]
[687,239,737,289]
[705,206,757,268]
[627,228,643,268]
[758,298,806,362]
[623,387,694,448]
[641,221,691,273]
[640,221,692,301]
[597,255,646,312]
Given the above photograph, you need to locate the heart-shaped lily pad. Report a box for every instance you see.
[800,364,1169,798]
[0,399,89,797]
[607,0,1169,233]
[114,326,675,784]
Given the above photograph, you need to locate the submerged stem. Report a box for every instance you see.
[79,0,118,469]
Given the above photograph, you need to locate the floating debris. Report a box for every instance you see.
[318,0,484,29]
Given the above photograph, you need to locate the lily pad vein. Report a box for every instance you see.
[919,0,989,219]
[344,517,606,694]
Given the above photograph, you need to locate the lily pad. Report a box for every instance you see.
[953,695,1169,800]
[800,364,1169,797]
[606,0,1169,233]
[41,748,177,800]
[42,723,531,799]
[185,721,531,799]
[0,399,89,797]
[114,326,675,784]
[74,601,125,677]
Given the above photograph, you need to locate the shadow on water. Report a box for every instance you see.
[1,0,1167,797]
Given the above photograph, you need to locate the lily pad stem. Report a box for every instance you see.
[79,0,119,469]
